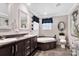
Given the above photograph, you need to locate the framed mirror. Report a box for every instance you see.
[58,21,65,31]
[18,9,27,30]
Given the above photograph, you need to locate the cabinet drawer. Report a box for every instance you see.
[25,51,30,56]
[25,43,30,47]
[25,48,30,56]
[25,46,30,50]
[25,40,30,47]
[25,40,30,44]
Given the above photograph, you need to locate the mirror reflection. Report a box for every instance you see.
[19,9,27,29]
[0,17,9,26]
[0,3,10,29]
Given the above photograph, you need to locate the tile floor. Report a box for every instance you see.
[34,47,71,56]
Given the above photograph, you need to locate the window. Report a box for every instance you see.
[42,23,52,30]
[42,18,53,30]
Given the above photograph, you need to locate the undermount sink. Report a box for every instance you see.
[0,38,17,44]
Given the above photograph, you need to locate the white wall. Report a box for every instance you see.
[32,22,39,36]
[39,15,68,38]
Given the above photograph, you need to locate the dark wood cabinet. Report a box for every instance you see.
[30,36,37,53]
[25,38,31,56]
[31,37,34,53]
[33,36,37,49]
[0,36,37,56]
[24,36,37,55]
[14,40,25,56]
[0,44,13,56]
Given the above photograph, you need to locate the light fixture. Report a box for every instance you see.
[27,3,31,6]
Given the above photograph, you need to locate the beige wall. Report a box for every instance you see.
[39,15,68,38]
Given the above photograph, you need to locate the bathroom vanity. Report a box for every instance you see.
[0,34,37,56]
[0,4,38,56]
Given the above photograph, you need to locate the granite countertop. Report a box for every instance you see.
[0,34,37,47]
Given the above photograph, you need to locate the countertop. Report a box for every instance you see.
[0,31,28,36]
[0,34,37,47]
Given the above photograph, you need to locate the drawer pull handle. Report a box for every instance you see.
[26,46,30,49]
[16,45,18,52]
[12,46,14,55]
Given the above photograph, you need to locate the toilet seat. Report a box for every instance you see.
[60,39,66,43]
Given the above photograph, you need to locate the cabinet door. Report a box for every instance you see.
[30,36,37,53]
[25,39,31,56]
[30,37,34,53]
[0,44,13,56]
[33,36,37,49]
[14,40,25,56]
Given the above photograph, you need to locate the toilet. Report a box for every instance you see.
[59,33,66,48]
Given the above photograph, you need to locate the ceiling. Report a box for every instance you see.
[26,3,75,18]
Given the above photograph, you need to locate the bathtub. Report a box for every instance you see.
[37,37,57,50]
